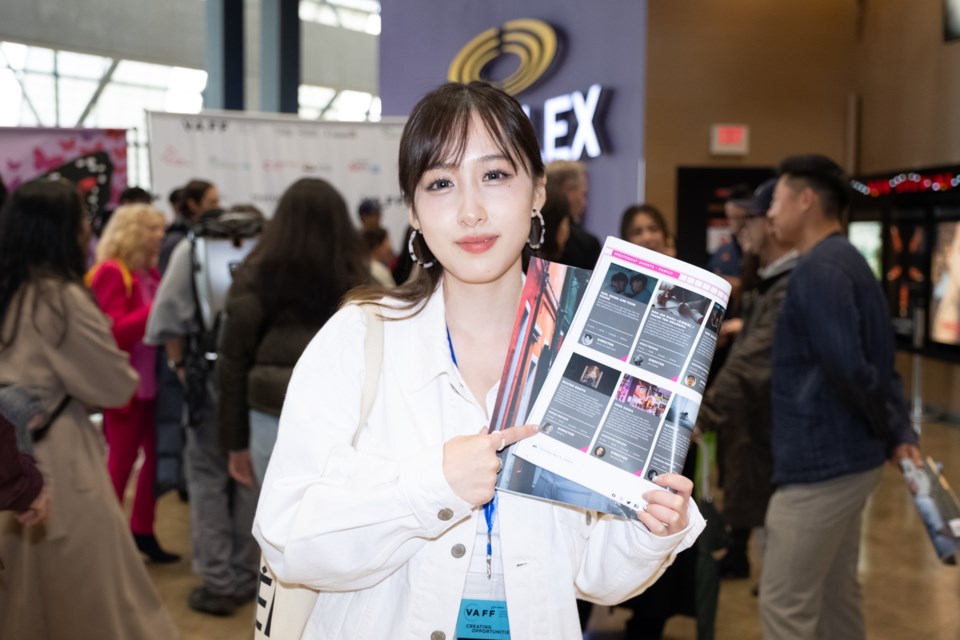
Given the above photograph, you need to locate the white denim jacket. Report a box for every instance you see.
[254,283,705,640]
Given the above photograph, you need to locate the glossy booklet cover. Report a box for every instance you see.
[492,238,731,516]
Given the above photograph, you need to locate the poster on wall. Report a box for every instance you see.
[0,127,128,220]
[930,213,960,346]
[885,210,929,340]
[147,111,409,250]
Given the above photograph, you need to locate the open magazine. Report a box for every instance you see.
[488,258,636,515]
[900,457,960,565]
[494,237,731,515]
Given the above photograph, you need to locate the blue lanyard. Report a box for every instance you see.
[446,325,497,579]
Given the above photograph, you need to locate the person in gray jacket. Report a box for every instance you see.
[696,178,797,580]
[145,209,259,617]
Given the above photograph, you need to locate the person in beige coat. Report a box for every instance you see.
[0,180,179,639]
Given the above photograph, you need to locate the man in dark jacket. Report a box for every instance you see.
[697,178,796,580]
[760,155,922,640]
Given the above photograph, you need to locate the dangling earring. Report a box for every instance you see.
[528,209,545,250]
[408,228,435,268]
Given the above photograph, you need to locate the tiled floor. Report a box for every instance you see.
[146,422,960,639]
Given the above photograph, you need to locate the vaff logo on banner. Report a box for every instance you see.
[0,127,128,219]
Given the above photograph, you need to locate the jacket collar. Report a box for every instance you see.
[758,249,799,280]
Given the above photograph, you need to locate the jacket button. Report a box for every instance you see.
[437,508,454,521]
[430,632,446,640]
[451,544,466,558]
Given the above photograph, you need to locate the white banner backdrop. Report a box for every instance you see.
[148,110,409,249]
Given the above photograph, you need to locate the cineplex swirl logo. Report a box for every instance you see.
[447,19,557,96]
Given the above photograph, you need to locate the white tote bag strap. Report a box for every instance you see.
[255,304,384,639]
[354,303,384,446]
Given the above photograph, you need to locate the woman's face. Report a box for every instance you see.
[625,212,666,253]
[189,186,221,216]
[411,115,546,289]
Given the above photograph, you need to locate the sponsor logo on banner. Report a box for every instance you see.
[349,159,381,174]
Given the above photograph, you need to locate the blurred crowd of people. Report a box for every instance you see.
[0,123,922,639]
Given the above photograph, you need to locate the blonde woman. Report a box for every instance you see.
[87,203,178,562]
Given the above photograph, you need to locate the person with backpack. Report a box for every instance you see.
[146,205,261,617]
[87,203,180,564]
[0,179,179,638]
[218,178,369,489]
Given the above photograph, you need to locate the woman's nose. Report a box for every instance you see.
[457,186,486,227]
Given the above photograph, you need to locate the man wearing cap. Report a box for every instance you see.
[760,154,921,639]
[708,184,754,279]
[696,177,796,581]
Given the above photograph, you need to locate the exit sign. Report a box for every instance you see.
[710,124,749,155]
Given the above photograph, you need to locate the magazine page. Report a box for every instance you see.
[900,457,960,565]
[489,258,637,518]
[511,237,732,512]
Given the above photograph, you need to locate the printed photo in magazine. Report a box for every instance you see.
[900,457,960,564]
[511,237,731,512]
[488,258,637,518]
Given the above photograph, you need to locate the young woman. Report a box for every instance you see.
[0,180,178,638]
[254,82,704,639]
[219,178,370,488]
[87,203,178,563]
[159,178,220,273]
[620,203,674,256]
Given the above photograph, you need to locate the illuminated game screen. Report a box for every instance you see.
[848,221,883,281]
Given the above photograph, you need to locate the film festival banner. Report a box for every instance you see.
[147,111,409,247]
[494,239,731,516]
[0,127,128,220]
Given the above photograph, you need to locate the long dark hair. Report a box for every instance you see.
[178,179,214,219]
[241,177,369,324]
[0,180,87,348]
[619,203,669,240]
[347,81,545,313]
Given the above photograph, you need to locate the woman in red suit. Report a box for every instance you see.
[87,203,178,562]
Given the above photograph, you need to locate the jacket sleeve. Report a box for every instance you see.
[0,422,44,512]
[37,282,139,409]
[575,499,706,604]
[217,277,262,452]
[146,240,197,345]
[89,261,151,351]
[253,305,473,591]
[697,282,786,435]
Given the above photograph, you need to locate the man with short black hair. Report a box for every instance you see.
[760,154,921,639]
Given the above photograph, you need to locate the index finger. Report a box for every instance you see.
[492,424,540,449]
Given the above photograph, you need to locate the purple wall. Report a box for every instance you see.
[379,0,648,241]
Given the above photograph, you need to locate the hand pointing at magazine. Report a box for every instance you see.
[443,424,538,506]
